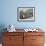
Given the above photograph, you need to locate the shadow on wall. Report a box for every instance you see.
[0,24,7,43]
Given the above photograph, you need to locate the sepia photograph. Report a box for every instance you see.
[17,7,35,22]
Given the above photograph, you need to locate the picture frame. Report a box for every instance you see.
[17,7,35,22]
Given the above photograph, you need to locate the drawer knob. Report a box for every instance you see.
[32,39,36,40]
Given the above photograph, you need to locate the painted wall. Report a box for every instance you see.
[0,0,46,30]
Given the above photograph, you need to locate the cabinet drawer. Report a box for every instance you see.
[32,36,45,44]
[3,44,15,46]
[3,32,23,36]
[24,32,44,36]
[32,44,44,46]
[3,43,23,46]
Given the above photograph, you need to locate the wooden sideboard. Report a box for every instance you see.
[2,31,45,46]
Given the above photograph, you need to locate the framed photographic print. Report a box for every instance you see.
[17,7,35,22]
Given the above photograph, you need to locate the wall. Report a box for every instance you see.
[0,0,46,30]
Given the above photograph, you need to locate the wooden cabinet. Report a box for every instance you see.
[2,32,45,46]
